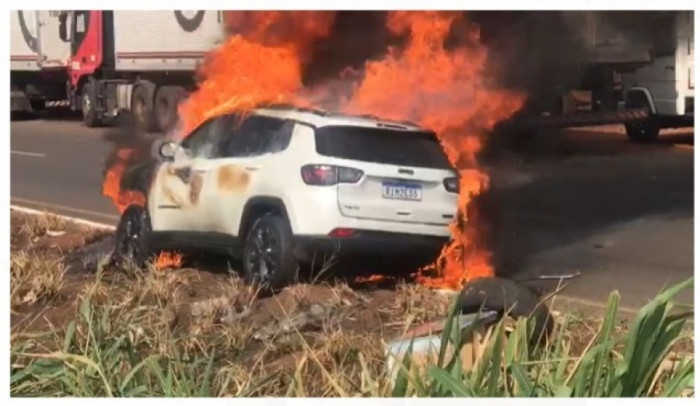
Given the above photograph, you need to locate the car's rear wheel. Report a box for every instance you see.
[242,214,298,292]
[113,205,152,268]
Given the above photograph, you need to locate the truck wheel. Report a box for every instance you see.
[625,118,660,143]
[81,81,100,127]
[242,214,298,292]
[154,86,186,133]
[131,82,157,134]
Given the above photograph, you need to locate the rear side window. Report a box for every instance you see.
[314,126,453,169]
[218,115,294,158]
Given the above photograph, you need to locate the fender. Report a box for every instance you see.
[625,87,657,115]
[238,196,291,237]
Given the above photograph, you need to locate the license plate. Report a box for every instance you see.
[382,182,422,201]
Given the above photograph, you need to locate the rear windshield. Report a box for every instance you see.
[314,126,453,169]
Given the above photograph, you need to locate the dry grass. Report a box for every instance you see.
[17,212,68,241]
[11,251,67,308]
[390,281,451,325]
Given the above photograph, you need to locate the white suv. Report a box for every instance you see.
[113,106,459,290]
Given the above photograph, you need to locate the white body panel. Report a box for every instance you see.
[148,109,456,239]
[10,10,71,71]
[621,11,694,116]
[112,10,225,72]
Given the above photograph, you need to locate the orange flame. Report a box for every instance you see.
[180,11,335,134]
[154,251,184,271]
[353,274,389,284]
[102,148,146,214]
[344,12,524,289]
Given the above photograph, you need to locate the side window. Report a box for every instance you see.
[218,116,294,158]
[180,119,215,157]
[70,11,90,55]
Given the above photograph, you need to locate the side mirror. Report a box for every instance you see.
[159,141,178,160]
[58,12,69,42]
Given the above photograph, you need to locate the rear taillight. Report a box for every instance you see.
[328,228,356,237]
[301,164,364,186]
[443,177,459,193]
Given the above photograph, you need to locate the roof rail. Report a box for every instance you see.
[263,103,328,116]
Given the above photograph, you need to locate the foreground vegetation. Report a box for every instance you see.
[9,210,694,397]
[11,266,693,396]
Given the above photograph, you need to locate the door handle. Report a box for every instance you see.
[245,165,262,171]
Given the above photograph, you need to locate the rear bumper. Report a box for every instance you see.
[292,230,449,264]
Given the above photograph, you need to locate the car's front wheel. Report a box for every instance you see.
[242,214,298,292]
[113,205,152,268]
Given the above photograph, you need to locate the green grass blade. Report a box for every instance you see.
[486,320,505,396]
[659,359,694,397]
[589,290,619,396]
[199,350,216,397]
[428,366,472,397]
[510,362,535,396]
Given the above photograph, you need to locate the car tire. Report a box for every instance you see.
[131,82,157,134]
[113,204,153,269]
[154,85,186,133]
[81,81,100,128]
[242,214,298,292]
[456,276,554,346]
[625,118,660,143]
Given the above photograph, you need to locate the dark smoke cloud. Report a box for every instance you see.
[304,11,393,86]
[469,11,677,115]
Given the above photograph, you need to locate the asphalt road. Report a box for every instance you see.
[10,118,694,310]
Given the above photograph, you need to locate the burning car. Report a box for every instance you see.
[113,106,460,290]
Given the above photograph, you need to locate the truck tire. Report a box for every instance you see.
[625,118,660,143]
[242,214,298,292]
[81,81,100,127]
[624,89,660,143]
[131,82,157,134]
[154,86,186,133]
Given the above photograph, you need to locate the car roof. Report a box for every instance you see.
[250,105,427,132]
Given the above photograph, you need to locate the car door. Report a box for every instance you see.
[206,115,295,238]
[149,117,222,232]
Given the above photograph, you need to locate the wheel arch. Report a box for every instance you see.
[238,196,291,239]
[625,86,657,115]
